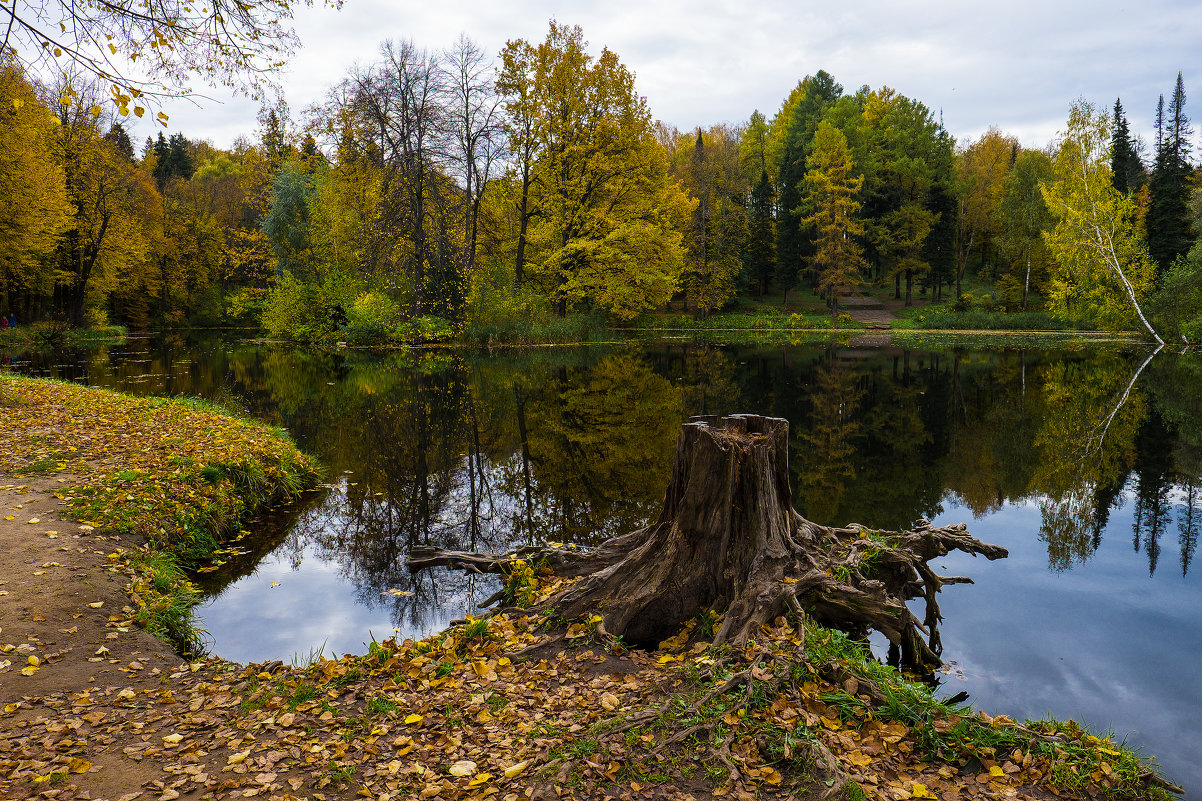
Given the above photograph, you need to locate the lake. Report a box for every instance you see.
[7,333,1200,794]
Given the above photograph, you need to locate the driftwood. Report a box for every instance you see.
[409,414,1007,669]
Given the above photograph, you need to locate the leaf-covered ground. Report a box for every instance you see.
[0,375,1180,801]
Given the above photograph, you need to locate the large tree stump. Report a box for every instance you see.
[410,414,1007,668]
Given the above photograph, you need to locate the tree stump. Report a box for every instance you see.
[410,414,1007,669]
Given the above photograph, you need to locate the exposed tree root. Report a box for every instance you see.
[411,414,1007,671]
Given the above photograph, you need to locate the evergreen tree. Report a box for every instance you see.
[775,70,841,299]
[1148,73,1194,272]
[151,132,193,188]
[922,128,957,300]
[1110,98,1144,195]
[743,170,777,296]
[104,123,135,163]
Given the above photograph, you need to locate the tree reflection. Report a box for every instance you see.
[1030,351,1151,570]
[794,355,864,523]
[521,352,683,544]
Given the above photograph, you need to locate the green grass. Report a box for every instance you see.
[125,549,206,657]
[893,307,1090,331]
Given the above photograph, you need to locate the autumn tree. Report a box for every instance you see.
[47,78,159,326]
[1042,100,1162,341]
[445,34,503,280]
[0,60,72,317]
[497,22,691,320]
[495,36,540,287]
[350,38,465,320]
[798,122,866,314]
[1,0,342,118]
[954,127,1018,295]
[995,149,1054,310]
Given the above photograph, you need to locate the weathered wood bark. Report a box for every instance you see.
[410,414,1007,669]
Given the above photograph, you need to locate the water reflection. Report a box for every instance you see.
[8,335,1202,790]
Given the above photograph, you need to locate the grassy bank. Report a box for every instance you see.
[204,577,1176,800]
[0,323,129,348]
[0,375,319,654]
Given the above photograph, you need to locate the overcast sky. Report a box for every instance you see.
[128,0,1201,155]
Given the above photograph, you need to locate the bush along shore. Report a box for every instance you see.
[0,375,1183,800]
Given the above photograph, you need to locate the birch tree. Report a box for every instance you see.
[1042,100,1163,342]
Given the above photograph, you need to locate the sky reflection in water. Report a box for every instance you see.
[11,336,1201,793]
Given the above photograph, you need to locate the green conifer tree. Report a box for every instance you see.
[775,70,841,299]
[1110,98,1144,195]
[743,170,777,296]
[1148,73,1194,272]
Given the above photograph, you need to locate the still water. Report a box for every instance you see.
[8,334,1201,793]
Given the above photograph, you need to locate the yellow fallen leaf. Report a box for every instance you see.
[88,601,103,608]
[3,516,14,521]
[3,703,20,714]
[68,757,92,773]
[989,765,1005,778]
[911,782,937,798]
[503,761,528,779]
[20,665,39,676]
[599,692,620,711]
[163,733,183,744]
[27,517,40,524]
[27,655,39,667]
[845,750,873,767]
[45,531,58,538]
[761,765,783,785]
[472,660,490,678]
[404,713,423,725]
[468,772,492,786]
[227,749,251,765]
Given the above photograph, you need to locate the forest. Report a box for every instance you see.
[2,22,1200,345]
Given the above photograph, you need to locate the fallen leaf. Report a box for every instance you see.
[449,760,477,777]
[503,761,528,779]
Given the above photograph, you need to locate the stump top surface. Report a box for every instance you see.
[687,414,789,439]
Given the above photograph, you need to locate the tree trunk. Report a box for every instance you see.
[410,414,1007,669]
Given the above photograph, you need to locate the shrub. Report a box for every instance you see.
[344,292,402,345]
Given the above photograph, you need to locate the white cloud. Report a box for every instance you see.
[128,0,1202,154]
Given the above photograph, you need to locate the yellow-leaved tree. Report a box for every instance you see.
[2,0,341,119]
[1042,100,1162,342]
[499,22,693,320]
[799,121,867,315]
[0,60,72,311]
[52,79,158,325]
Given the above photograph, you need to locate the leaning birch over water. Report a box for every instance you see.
[1041,100,1163,343]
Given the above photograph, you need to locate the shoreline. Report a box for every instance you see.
[0,376,1181,801]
